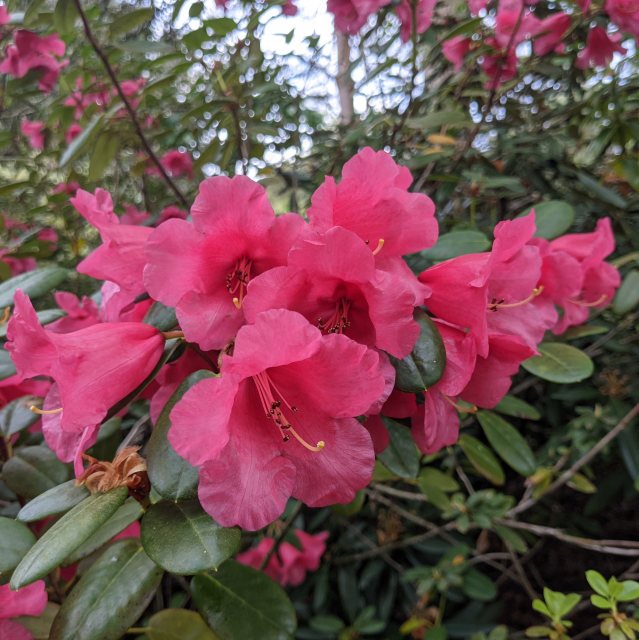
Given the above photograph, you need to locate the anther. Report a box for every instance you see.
[232,297,242,310]
[372,238,385,256]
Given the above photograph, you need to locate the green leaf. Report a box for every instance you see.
[0,517,36,577]
[17,602,60,639]
[493,524,528,553]
[389,311,446,393]
[378,419,420,479]
[590,594,611,609]
[17,480,89,523]
[494,395,541,421]
[204,16,237,35]
[477,411,536,477]
[0,266,68,308]
[59,113,105,168]
[53,0,77,34]
[192,561,296,640]
[88,132,119,182]
[146,609,219,640]
[50,539,163,640]
[141,500,240,575]
[0,350,16,380]
[421,230,491,261]
[418,468,459,510]
[406,110,471,130]
[560,324,608,340]
[114,39,174,54]
[613,270,639,315]
[458,434,505,486]
[586,570,609,596]
[310,615,345,633]
[10,487,128,589]
[109,7,154,36]
[0,396,39,437]
[146,371,214,501]
[617,580,639,601]
[2,445,70,499]
[521,200,575,239]
[64,498,143,564]
[576,172,627,209]
[462,569,497,602]
[522,343,594,384]
[144,301,177,331]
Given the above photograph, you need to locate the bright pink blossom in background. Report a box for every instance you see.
[0,581,47,640]
[0,30,66,92]
[158,149,193,178]
[238,530,328,586]
[145,175,305,350]
[396,0,437,42]
[0,4,9,25]
[531,12,571,55]
[47,292,100,334]
[6,290,165,434]
[64,123,82,144]
[168,309,386,530]
[157,205,188,223]
[328,0,390,34]
[606,0,639,37]
[121,204,150,226]
[282,0,298,16]
[443,36,472,71]
[576,27,626,68]
[20,119,45,150]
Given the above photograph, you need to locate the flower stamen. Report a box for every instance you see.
[30,405,63,415]
[372,238,385,256]
[318,297,352,335]
[225,256,252,309]
[252,371,325,452]
[568,293,607,307]
[488,285,544,311]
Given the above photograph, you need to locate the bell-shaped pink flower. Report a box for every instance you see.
[20,119,44,150]
[6,290,165,434]
[168,309,387,530]
[0,581,47,640]
[72,189,152,301]
[238,529,329,586]
[395,0,436,42]
[606,0,639,38]
[531,12,571,56]
[144,175,305,350]
[244,227,421,358]
[328,0,391,34]
[576,27,627,69]
[443,36,472,71]
[308,147,438,257]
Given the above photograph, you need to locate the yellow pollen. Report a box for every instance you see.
[30,405,63,415]
[232,297,242,310]
[288,427,325,452]
[372,238,385,256]
[568,293,607,308]
[488,285,544,311]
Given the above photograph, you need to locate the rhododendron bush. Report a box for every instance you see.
[0,0,638,638]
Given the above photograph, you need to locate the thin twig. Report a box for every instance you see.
[509,402,639,516]
[71,0,188,208]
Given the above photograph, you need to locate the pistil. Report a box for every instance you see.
[252,371,325,452]
[488,285,544,311]
[30,405,63,415]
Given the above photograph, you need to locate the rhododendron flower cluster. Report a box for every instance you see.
[5,147,620,533]
[238,529,328,586]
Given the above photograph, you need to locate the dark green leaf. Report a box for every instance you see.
[406,110,471,130]
[144,301,177,331]
[494,396,541,421]
[458,434,505,486]
[141,500,240,575]
[0,516,36,576]
[192,561,296,640]
[613,270,639,315]
[463,569,497,601]
[10,487,128,589]
[53,0,77,34]
[50,539,163,640]
[389,311,446,393]
[421,230,491,261]
[2,445,70,499]
[522,343,594,383]
[521,200,575,239]
[477,411,536,477]
[0,396,39,437]
[146,371,215,500]
[0,350,16,381]
[17,480,89,523]
[109,7,154,36]
[0,266,68,308]
[146,609,218,640]
[88,133,119,182]
[378,419,420,479]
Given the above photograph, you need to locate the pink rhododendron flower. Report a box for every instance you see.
[481,44,518,89]
[72,188,153,301]
[0,581,47,640]
[395,0,437,42]
[238,529,329,586]
[52,181,80,195]
[156,149,193,178]
[308,147,438,257]
[168,309,386,530]
[64,123,82,144]
[545,218,620,333]
[606,0,639,37]
[0,4,9,25]
[145,175,305,350]
[282,0,298,16]
[0,30,66,92]
[531,12,571,56]
[443,36,472,71]
[157,205,188,223]
[47,291,101,333]
[121,204,150,226]
[6,290,165,434]
[576,27,626,68]
[328,0,391,34]
[494,1,537,49]
[469,0,488,13]
[20,120,45,150]
[244,226,421,358]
